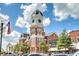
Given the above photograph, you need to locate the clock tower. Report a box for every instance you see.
[30,10,45,52]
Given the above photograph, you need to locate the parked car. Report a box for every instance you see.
[28,53,47,56]
[22,53,29,56]
[72,51,79,56]
[3,52,17,56]
[51,53,68,56]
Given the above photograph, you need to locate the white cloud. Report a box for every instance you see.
[20,3,47,13]
[16,3,49,34]
[54,3,79,21]
[0,13,9,20]
[43,18,51,26]
[15,16,26,28]
[4,30,20,38]
[2,39,9,51]
[4,3,12,5]
[2,30,20,50]
[26,28,30,34]
[0,13,9,34]
[67,30,71,33]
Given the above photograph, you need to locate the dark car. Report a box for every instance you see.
[28,53,47,56]
[3,52,17,56]
[29,54,42,56]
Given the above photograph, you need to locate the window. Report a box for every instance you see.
[49,40,56,47]
[35,10,43,16]
[32,19,34,23]
[40,12,43,16]
[38,19,41,23]
[36,10,39,14]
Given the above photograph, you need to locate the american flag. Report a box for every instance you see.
[7,21,11,34]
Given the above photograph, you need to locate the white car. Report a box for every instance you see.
[51,53,68,56]
[73,51,79,56]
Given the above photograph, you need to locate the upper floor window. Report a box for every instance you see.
[38,19,41,23]
[32,19,34,23]
[78,38,79,42]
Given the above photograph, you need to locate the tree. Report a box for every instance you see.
[14,44,20,53]
[20,43,30,53]
[39,42,48,53]
[49,40,57,47]
[57,29,72,49]
[14,43,30,53]
[66,35,72,48]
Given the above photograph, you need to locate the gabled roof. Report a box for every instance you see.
[69,30,79,33]
[47,32,58,37]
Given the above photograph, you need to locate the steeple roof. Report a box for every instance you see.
[32,10,43,16]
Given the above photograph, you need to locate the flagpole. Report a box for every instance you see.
[0,22,3,55]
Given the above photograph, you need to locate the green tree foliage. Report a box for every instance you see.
[66,35,72,48]
[57,29,72,49]
[39,42,48,53]
[14,43,30,53]
[49,40,57,47]
[14,44,20,53]
[20,43,30,53]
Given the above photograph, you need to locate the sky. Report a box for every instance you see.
[0,3,79,50]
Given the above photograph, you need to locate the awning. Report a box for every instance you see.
[48,48,69,51]
[48,48,58,51]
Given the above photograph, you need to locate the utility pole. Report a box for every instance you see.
[0,22,3,55]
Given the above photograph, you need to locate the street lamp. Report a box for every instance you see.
[0,20,3,55]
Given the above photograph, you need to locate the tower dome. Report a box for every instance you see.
[31,10,44,28]
[32,10,43,16]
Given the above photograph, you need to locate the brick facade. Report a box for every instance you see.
[47,33,58,41]
[69,30,79,43]
[47,33,58,47]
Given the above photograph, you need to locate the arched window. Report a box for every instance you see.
[38,19,41,23]
[32,19,34,23]
[36,10,39,14]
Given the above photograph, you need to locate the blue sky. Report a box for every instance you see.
[0,3,79,49]
[0,3,79,35]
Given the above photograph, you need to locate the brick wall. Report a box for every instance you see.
[69,30,79,42]
[47,33,58,41]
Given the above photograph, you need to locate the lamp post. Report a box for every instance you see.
[0,21,3,55]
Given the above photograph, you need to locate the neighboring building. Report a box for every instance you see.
[6,43,13,53]
[44,36,48,44]
[47,33,58,47]
[19,33,30,45]
[1,48,5,53]
[69,30,79,43]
